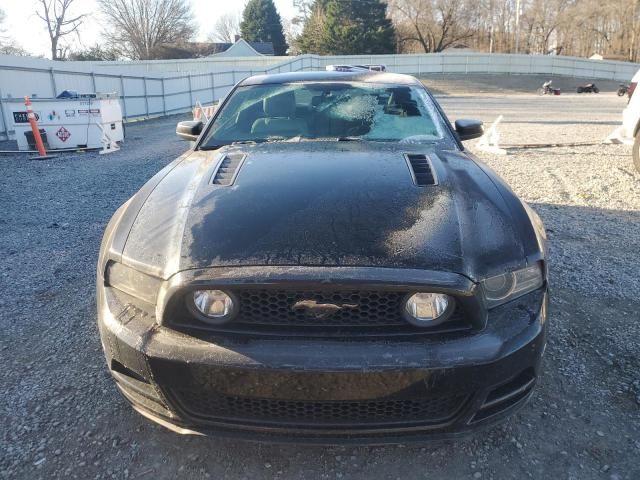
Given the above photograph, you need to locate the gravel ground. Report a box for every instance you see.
[1,82,639,480]
[422,73,626,95]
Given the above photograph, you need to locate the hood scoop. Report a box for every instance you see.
[211,153,246,186]
[405,154,437,186]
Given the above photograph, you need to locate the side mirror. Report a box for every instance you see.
[455,119,484,141]
[176,121,203,141]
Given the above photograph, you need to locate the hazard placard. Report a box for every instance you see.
[56,126,71,142]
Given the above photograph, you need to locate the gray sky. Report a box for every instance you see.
[3,0,298,57]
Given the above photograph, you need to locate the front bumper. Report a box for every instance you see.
[98,286,547,444]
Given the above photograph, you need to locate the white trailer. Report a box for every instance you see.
[6,93,124,151]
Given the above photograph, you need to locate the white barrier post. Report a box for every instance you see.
[476,115,507,155]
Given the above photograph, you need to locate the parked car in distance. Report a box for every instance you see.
[98,70,549,443]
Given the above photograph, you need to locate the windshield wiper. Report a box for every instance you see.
[200,138,288,150]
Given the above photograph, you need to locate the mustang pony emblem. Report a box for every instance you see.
[291,300,358,319]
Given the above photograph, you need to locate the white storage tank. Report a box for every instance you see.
[6,92,124,151]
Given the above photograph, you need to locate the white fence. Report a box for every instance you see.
[1,53,638,140]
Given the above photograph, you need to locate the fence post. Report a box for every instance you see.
[210,72,215,103]
[161,77,166,116]
[119,75,127,120]
[0,89,7,141]
[188,74,193,107]
[91,72,97,93]
[49,68,57,97]
[143,76,149,118]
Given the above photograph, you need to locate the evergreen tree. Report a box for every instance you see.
[298,0,396,55]
[296,1,330,54]
[240,0,288,56]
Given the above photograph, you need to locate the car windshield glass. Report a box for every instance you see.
[200,82,449,148]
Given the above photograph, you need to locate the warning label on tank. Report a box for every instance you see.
[13,111,40,123]
[56,126,71,142]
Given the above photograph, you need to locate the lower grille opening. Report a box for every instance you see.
[485,368,535,405]
[471,369,536,423]
[169,390,469,427]
[111,359,149,384]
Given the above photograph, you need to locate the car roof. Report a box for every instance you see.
[239,71,423,86]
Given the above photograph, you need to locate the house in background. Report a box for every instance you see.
[210,38,275,57]
[152,38,275,60]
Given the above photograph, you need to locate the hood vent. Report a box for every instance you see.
[405,154,437,186]
[211,154,246,186]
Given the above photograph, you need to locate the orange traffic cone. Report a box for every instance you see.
[24,96,56,160]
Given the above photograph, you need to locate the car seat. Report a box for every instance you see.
[251,91,309,137]
[386,88,420,117]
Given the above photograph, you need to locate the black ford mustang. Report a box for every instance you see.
[97,71,548,443]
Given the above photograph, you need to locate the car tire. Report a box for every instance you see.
[633,130,640,173]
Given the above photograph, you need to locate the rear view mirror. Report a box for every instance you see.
[176,121,203,141]
[455,119,484,141]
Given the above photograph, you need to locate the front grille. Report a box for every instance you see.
[237,289,405,327]
[170,389,468,426]
[177,288,469,337]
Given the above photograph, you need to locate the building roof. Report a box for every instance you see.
[210,39,275,56]
[248,42,275,56]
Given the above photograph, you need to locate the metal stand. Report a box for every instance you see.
[95,121,120,155]
[604,126,633,145]
[476,115,507,155]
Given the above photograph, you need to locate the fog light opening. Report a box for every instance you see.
[189,289,237,325]
[404,293,453,327]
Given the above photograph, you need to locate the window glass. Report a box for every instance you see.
[201,82,450,147]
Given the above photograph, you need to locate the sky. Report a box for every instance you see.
[1,0,298,58]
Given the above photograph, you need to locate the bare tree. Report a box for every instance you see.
[207,13,240,44]
[282,17,302,55]
[0,8,6,40]
[98,0,196,60]
[390,0,479,52]
[385,0,640,60]
[292,0,315,25]
[36,0,85,59]
[0,8,29,55]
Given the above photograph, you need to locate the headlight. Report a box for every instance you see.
[404,292,453,326]
[189,289,237,325]
[105,261,161,305]
[482,263,544,308]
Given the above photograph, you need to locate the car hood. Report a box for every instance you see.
[121,143,526,280]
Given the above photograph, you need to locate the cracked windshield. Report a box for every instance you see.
[201,82,447,148]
